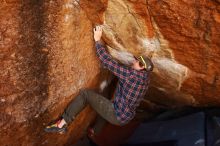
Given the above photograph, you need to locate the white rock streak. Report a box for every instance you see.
[152,57,188,90]
[140,37,160,51]
[64,15,71,22]
[107,46,135,65]
[99,80,108,92]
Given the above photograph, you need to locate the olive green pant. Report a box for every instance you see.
[62,90,123,133]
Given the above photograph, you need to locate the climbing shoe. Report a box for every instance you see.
[87,127,95,137]
[44,119,67,134]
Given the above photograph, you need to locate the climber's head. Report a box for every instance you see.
[132,56,154,71]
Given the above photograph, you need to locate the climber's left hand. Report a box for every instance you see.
[93,25,102,42]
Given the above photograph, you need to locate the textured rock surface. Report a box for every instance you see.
[0,0,220,145]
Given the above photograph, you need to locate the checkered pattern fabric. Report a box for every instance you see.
[95,42,150,124]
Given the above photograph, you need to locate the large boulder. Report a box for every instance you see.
[0,0,219,145]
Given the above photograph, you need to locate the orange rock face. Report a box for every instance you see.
[0,0,220,145]
[147,0,220,106]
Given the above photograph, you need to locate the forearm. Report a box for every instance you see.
[95,41,113,64]
[93,26,130,79]
[95,41,130,80]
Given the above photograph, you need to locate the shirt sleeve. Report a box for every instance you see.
[95,41,130,80]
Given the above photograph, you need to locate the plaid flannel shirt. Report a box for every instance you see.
[95,41,150,124]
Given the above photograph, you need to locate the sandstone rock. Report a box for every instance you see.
[0,0,219,145]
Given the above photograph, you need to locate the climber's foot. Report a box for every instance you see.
[44,119,67,134]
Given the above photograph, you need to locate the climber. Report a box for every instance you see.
[44,25,153,136]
